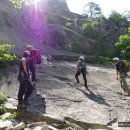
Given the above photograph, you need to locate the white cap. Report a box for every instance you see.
[26,45,33,49]
[79,56,85,60]
[112,57,120,61]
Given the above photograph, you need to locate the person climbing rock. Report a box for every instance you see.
[17,51,33,109]
[75,56,89,89]
[26,45,39,85]
[112,57,130,96]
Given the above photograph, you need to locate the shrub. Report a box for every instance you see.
[11,112,23,120]
[71,42,82,53]
[98,59,111,66]
[82,23,91,29]
[0,104,6,115]
[9,0,22,9]
[0,91,7,115]
[66,22,73,29]
[115,34,130,59]
[0,91,8,104]
[92,20,99,25]
[97,49,115,58]
[0,43,17,68]
[128,26,130,33]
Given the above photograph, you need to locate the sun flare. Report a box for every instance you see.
[24,0,40,5]
[33,0,40,4]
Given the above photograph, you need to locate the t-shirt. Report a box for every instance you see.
[19,57,29,74]
[21,57,26,61]
[18,57,29,81]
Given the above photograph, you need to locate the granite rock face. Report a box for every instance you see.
[0,0,96,56]
[1,61,130,130]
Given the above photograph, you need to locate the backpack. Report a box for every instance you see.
[35,49,42,64]
[78,61,86,69]
[120,60,130,73]
[31,49,42,64]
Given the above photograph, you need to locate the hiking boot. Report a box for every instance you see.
[17,103,27,109]
[123,92,130,96]
[75,80,80,84]
[85,85,88,90]
[32,81,36,85]
[24,100,31,105]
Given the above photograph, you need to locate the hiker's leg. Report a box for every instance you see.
[18,81,27,103]
[120,80,126,91]
[24,80,33,102]
[121,77,130,95]
[120,74,129,93]
[75,70,80,83]
[29,61,36,81]
[31,67,36,81]
[82,71,87,88]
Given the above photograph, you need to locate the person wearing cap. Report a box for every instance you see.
[75,56,89,89]
[17,51,33,109]
[26,45,38,84]
[112,57,130,96]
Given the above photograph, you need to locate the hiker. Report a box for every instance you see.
[47,54,53,63]
[26,45,39,84]
[112,57,130,96]
[17,51,33,109]
[75,56,88,89]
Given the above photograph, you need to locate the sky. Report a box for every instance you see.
[66,0,130,17]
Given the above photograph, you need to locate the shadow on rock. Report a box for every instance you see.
[77,88,110,107]
[29,86,46,113]
[0,66,18,88]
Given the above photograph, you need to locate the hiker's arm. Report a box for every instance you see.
[76,62,80,71]
[22,60,27,74]
[116,70,120,80]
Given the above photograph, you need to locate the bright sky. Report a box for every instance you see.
[66,0,130,17]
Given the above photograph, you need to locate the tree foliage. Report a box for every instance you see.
[115,34,130,58]
[71,42,89,54]
[82,23,99,39]
[66,22,73,29]
[123,10,130,21]
[0,43,17,68]
[9,0,36,8]
[108,11,128,26]
[0,91,7,115]
[83,2,102,18]
[71,42,82,53]
[9,0,23,8]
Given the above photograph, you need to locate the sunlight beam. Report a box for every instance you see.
[33,0,40,4]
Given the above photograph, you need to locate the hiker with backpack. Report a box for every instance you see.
[17,51,33,109]
[75,56,89,89]
[112,57,130,96]
[26,45,41,85]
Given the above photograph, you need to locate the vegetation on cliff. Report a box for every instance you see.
[0,43,17,68]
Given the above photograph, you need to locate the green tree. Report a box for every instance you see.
[108,11,128,26]
[123,10,130,21]
[83,2,102,18]
[115,34,130,59]
[82,23,99,39]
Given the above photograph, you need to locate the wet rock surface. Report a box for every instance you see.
[1,61,130,130]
